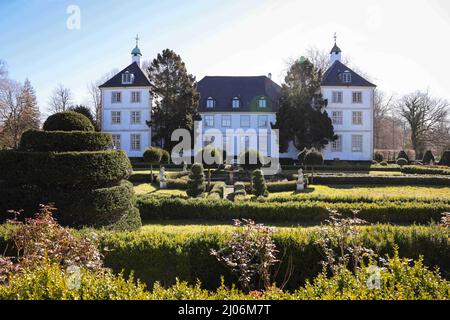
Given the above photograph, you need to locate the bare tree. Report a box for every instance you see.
[0,60,7,80]
[48,84,72,113]
[398,90,449,158]
[374,90,394,148]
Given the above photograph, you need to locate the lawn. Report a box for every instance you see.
[268,184,450,200]
[133,182,186,196]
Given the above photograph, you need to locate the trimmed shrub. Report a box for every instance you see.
[19,130,112,152]
[143,147,163,182]
[374,152,384,162]
[380,161,388,166]
[439,150,450,166]
[396,158,408,167]
[160,149,170,164]
[304,149,323,183]
[422,150,435,165]
[297,148,308,165]
[239,149,264,171]
[209,181,225,199]
[186,163,205,198]
[0,150,132,189]
[397,150,409,162]
[43,111,94,132]
[401,165,450,176]
[252,169,268,197]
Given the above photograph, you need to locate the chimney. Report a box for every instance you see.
[268,73,272,80]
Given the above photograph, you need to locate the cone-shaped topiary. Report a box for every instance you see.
[422,150,435,165]
[186,163,205,198]
[43,111,95,132]
[397,150,409,163]
[439,150,450,166]
[252,169,268,197]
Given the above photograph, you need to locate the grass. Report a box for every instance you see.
[267,184,450,200]
[133,182,186,196]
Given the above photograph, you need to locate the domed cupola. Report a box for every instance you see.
[330,33,342,64]
[131,35,142,67]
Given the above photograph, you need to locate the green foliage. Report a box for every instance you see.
[439,150,450,166]
[239,149,264,171]
[143,147,162,165]
[137,194,449,224]
[160,149,170,164]
[396,158,408,167]
[19,130,112,152]
[297,148,308,164]
[252,169,268,197]
[197,146,225,168]
[43,111,95,132]
[374,152,384,162]
[397,150,409,162]
[401,165,450,176]
[209,181,225,199]
[0,150,132,189]
[422,150,435,165]
[68,105,96,129]
[186,163,205,198]
[380,161,388,166]
[304,148,323,166]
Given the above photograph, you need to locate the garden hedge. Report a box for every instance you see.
[43,111,95,132]
[94,225,450,290]
[401,165,450,176]
[136,195,448,224]
[0,150,132,189]
[19,130,113,152]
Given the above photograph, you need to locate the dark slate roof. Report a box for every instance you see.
[330,43,341,54]
[321,60,376,87]
[197,76,281,112]
[99,62,151,88]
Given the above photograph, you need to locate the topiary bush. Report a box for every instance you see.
[143,147,163,182]
[297,148,308,165]
[439,150,450,166]
[397,150,409,162]
[252,169,268,197]
[304,148,323,183]
[239,149,264,172]
[422,150,435,165]
[43,111,95,132]
[374,152,383,162]
[396,158,408,168]
[160,149,170,164]
[186,163,205,198]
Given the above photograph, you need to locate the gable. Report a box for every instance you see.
[99,62,151,88]
[321,60,376,87]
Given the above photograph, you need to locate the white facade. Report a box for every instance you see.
[321,86,374,161]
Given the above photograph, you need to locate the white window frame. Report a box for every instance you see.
[352,111,363,125]
[332,111,343,125]
[258,115,268,127]
[342,71,352,83]
[240,115,250,127]
[258,97,267,108]
[332,91,343,103]
[122,72,134,84]
[351,134,363,152]
[131,91,141,103]
[331,135,342,152]
[112,134,121,150]
[352,91,362,103]
[232,97,240,109]
[131,111,141,124]
[206,97,215,109]
[131,134,141,151]
[221,115,231,127]
[204,115,214,127]
[111,111,121,124]
[111,92,121,103]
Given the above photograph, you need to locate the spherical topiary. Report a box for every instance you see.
[186,163,205,198]
[422,150,435,165]
[252,169,268,197]
[397,150,409,163]
[304,149,324,167]
[397,158,408,167]
[43,111,95,132]
[374,152,384,162]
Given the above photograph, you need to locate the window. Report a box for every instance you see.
[111,92,121,103]
[232,97,240,109]
[131,134,141,150]
[331,135,342,152]
[332,91,343,103]
[258,115,268,127]
[258,97,267,108]
[351,135,363,152]
[222,136,228,152]
[352,111,363,125]
[332,111,343,125]
[204,115,214,127]
[111,111,121,124]
[122,72,134,84]
[131,91,141,103]
[352,91,362,103]
[206,97,215,108]
[240,115,250,127]
[342,71,351,83]
[221,115,231,127]
[112,134,121,150]
[131,111,141,124]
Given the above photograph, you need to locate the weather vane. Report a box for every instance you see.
[135,34,140,47]
[334,32,337,44]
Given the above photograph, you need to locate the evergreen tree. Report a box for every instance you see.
[186,163,205,198]
[252,169,268,197]
[146,49,200,151]
[273,57,336,151]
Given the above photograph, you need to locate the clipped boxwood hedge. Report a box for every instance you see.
[136,195,448,224]
[0,180,140,230]
[19,130,113,152]
[43,111,94,132]
[0,150,132,189]
[401,165,450,176]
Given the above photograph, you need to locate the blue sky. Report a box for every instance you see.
[1,0,450,114]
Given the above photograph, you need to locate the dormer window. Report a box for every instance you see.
[232,97,240,108]
[122,72,134,84]
[258,97,267,108]
[206,97,215,108]
[342,71,351,83]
